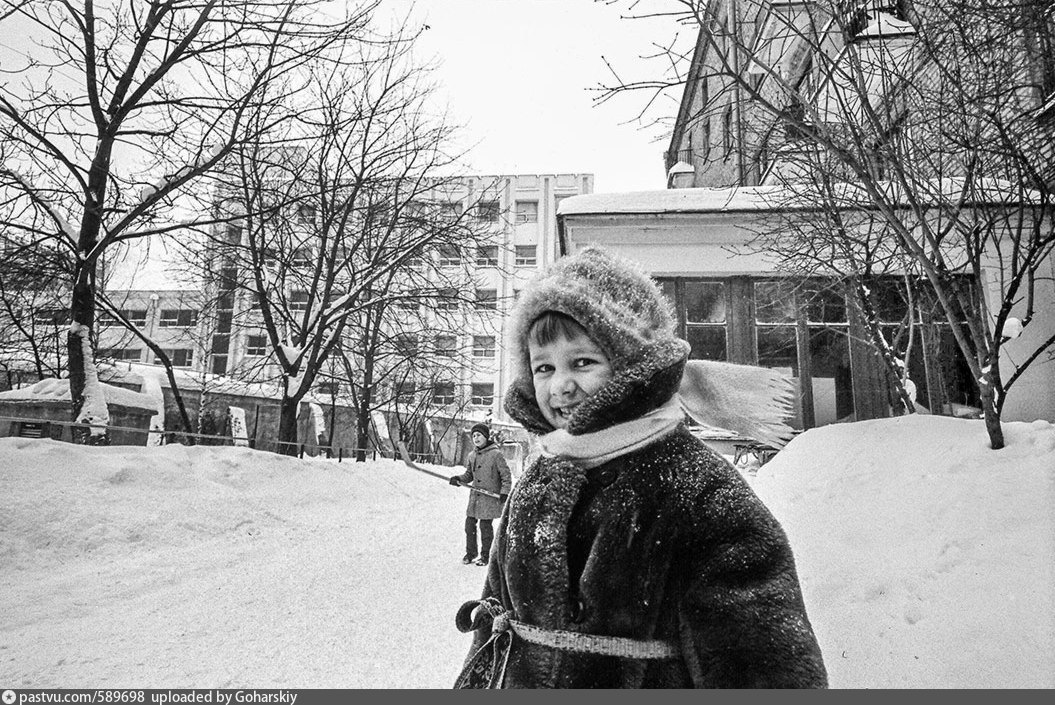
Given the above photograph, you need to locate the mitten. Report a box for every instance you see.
[500,494,508,504]
[449,476,461,486]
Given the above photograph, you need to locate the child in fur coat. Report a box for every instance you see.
[453,247,827,689]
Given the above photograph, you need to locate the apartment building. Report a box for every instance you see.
[88,173,593,431]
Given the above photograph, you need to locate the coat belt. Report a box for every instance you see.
[457,597,680,660]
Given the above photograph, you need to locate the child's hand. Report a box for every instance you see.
[500,493,508,504]
[449,476,461,486]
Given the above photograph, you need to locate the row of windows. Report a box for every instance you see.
[392,288,501,313]
[391,381,494,407]
[313,379,495,407]
[473,244,538,267]
[33,308,198,328]
[243,334,497,359]
[408,200,540,224]
[227,197,566,231]
[97,348,194,367]
[434,244,537,268]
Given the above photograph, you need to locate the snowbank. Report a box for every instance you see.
[750,415,1055,688]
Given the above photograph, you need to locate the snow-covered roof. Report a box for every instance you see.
[854,11,916,40]
[558,186,787,216]
[0,378,159,413]
[557,178,1046,218]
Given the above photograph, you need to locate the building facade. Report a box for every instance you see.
[91,173,593,434]
[559,1,1055,429]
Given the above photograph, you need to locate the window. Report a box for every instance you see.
[439,202,462,221]
[437,244,461,267]
[684,281,727,361]
[436,288,459,311]
[297,203,316,224]
[395,290,419,311]
[476,245,499,267]
[157,348,194,368]
[290,291,310,312]
[225,222,242,244]
[245,335,268,357]
[754,280,800,375]
[33,308,69,325]
[475,288,497,311]
[515,201,538,224]
[394,333,419,356]
[515,245,537,267]
[123,309,148,328]
[406,201,426,219]
[158,309,198,328]
[316,381,340,396]
[473,336,496,358]
[471,382,494,407]
[432,382,456,406]
[291,247,313,268]
[476,201,500,222]
[99,348,142,361]
[395,380,416,403]
[435,335,457,357]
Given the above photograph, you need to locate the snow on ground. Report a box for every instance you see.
[0,415,1052,688]
[0,445,481,688]
[750,415,1055,688]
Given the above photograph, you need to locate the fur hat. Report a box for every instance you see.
[469,423,490,441]
[504,247,691,435]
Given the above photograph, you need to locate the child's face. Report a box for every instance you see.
[471,431,488,448]
[528,328,613,430]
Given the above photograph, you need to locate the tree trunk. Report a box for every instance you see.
[68,142,111,424]
[277,394,301,456]
[979,361,1005,450]
[66,271,94,422]
[355,392,372,462]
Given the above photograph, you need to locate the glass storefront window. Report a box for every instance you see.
[757,326,798,374]
[687,326,727,361]
[754,280,798,323]
[684,281,726,323]
[804,283,847,323]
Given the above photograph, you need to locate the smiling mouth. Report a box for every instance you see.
[553,404,578,420]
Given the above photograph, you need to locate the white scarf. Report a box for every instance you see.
[537,359,798,469]
[538,395,685,469]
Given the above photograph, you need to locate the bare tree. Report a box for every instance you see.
[338,248,496,462]
[196,28,487,455]
[0,0,377,439]
[600,0,1055,448]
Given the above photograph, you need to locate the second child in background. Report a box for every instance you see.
[449,424,512,566]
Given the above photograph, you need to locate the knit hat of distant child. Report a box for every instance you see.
[504,247,692,436]
[470,423,491,441]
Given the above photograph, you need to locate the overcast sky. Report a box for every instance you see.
[381,0,690,193]
[0,1,690,194]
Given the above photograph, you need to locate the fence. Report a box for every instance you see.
[0,414,440,465]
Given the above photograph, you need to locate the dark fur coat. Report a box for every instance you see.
[461,425,828,688]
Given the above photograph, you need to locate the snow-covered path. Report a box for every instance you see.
[1,442,483,688]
